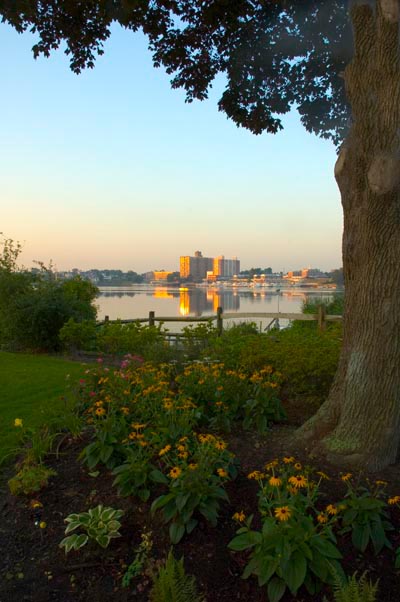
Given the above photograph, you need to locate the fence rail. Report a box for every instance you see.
[99,305,342,336]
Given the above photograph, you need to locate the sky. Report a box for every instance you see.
[0,22,343,273]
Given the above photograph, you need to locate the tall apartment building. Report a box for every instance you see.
[180,251,240,280]
[180,251,213,280]
[213,255,240,278]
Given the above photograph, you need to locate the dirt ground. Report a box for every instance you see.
[1,399,400,602]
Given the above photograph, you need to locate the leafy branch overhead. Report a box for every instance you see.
[0,0,353,144]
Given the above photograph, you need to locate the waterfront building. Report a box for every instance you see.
[180,251,214,280]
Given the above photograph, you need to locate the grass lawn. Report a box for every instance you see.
[0,351,87,464]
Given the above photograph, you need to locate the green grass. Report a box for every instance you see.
[0,351,87,464]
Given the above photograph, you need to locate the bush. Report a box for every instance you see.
[0,236,98,351]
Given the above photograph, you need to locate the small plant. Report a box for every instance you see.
[339,476,393,554]
[8,462,56,496]
[149,549,205,602]
[59,504,124,553]
[324,570,379,602]
[151,433,235,543]
[122,529,153,588]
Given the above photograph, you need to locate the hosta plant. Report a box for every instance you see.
[59,504,124,553]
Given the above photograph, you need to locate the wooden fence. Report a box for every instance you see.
[99,305,342,338]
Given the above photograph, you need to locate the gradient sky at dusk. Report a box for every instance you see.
[1,22,343,273]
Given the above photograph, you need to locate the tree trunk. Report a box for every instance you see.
[295,0,400,471]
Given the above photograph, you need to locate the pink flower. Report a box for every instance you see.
[96,358,103,364]
[79,379,86,385]
[89,391,96,397]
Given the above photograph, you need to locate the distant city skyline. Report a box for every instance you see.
[1,23,342,274]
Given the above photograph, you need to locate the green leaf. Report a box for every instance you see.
[267,577,286,602]
[96,534,110,548]
[151,493,175,514]
[149,469,168,484]
[258,558,278,586]
[311,537,342,559]
[185,518,198,534]
[229,531,262,551]
[176,492,191,512]
[138,488,150,502]
[169,522,185,544]
[64,521,81,534]
[282,550,307,594]
[74,534,89,550]
[352,523,370,552]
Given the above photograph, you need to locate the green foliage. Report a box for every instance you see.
[112,446,156,501]
[151,433,235,543]
[59,318,98,351]
[339,478,393,555]
[149,550,204,602]
[0,236,98,351]
[325,570,379,602]
[229,460,344,601]
[59,504,124,553]
[122,530,153,588]
[8,463,57,496]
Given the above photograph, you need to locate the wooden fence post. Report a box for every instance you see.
[216,306,223,336]
[149,311,155,327]
[317,304,326,332]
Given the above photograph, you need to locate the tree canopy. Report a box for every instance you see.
[1,1,353,145]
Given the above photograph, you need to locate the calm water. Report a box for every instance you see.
[96,286,336,329]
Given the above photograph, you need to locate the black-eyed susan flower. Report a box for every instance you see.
[265,460,279,470]
[247,470,265,480]
[269,476,282,487]
[326,504,338,515]
[169,467,182,479]
[188,463,198,470]
[294,462,302,470]
[159,444,171,456]
[217,468,228,478]
[283,456,295,464]
[274,506,291,521]
[317,513,328,524]
[95,407,106,416]
[232,511,246,522]
[288,475,308,488]
[341,473,352,482]
[215,441,227,451]
[388,495,400,505]
[316,471,330,480]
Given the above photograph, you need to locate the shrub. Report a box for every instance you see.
[8,463,57,496]
[0,237,98,351]
[324,570,379,602]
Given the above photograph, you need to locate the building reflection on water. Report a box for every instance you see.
[179,289,240,316]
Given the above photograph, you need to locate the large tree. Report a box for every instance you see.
[2,0,399,470]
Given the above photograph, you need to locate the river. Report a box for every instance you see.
[96,286,338,329]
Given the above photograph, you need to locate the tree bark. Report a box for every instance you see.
[295,0,400,471]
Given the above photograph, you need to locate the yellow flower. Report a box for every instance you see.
[341,473,352,482]
[215,440,227,451]
[317,513,328,524]
[39,521,47,529]
[232,511,246,523]
[269,476,282,487]
[326,504,338,516]
[188,463,198,470]
[94,401,103,407]
[265,460,279,470]
[294,462,302,470]
[139,440,148,447]
[288,475,308,488]
[316,471,330,480]
[95,407,106,416]
[274,506,291,522]
[177,445,186,452]
[375,480,387,486]
[14,418,23,428]
[287,486,298,495]
[217,468,228,478]
[159,444,171,456]
[128,432,137,440]
[388,495,400,505]
[283,456,295,464]
[131,423,146,429]
[120,407,130,415]
[178,451,189,459]
[169,466,182,479]
[163,401,173,410]
[247,470,265,480]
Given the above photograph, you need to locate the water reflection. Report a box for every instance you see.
[97,286,335,320]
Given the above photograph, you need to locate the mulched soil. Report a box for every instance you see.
[1,399,400,602]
